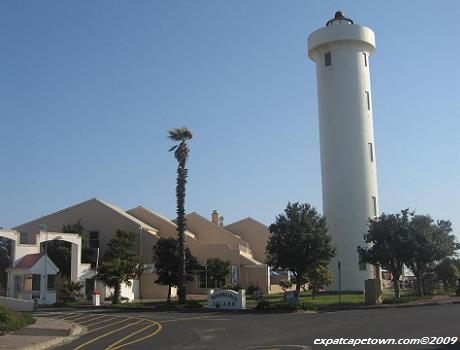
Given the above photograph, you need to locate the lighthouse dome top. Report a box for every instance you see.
[308,12,376,61]
[326,11,354,26]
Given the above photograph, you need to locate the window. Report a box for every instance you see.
[89,231,100,249]
[19,232,28,244]
[47,275,55,291]
[198,270,207,288]
[325,52,331,66]
[371,196,377,217]
[85,278,95,298]
[363,52,367,67]
[368,142,374,162]
[32,274,41,291]
[365,91,371,110]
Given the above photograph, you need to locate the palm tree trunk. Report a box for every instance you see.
[393,278,400,300]
[167,285,172,304]
[295,282,301,295]
[176,166,188,304]
[113,283,121,304]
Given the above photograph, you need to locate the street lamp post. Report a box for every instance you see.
[338,259,342,304]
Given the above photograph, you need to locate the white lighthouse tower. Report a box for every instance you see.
[308,11,379,291]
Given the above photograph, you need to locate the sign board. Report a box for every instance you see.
[284,291,299,304]
[208,289,246,310]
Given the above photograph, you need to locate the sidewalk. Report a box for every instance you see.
[390,295,460,307]
[362,294,460,310]
[0,317,86,350]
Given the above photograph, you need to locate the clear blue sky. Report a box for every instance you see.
[1,1,459,240]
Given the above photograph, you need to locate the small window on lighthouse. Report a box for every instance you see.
[368,142,374,162]
[363,52,368,67]
[365,91,371,110]
[325,52,331,66]
[371,196,377,217]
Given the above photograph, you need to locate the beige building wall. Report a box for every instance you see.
[128,206,251,266]
[184,213,249,249]
[224,218,270,264]
[13,198,159,264]
[11,199,272,298]
[128,206,269,294]
[240,265,269,292]
[12,199,169,300]
[140,272,176,300]
[127,206,196,241]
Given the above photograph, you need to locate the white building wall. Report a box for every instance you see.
[308,15,379,291]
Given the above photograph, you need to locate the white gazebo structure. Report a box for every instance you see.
[1,229,90,305]
[6,253,59,304]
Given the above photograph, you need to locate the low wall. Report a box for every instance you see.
[0,296,35,312]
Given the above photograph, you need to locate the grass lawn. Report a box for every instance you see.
[0,305,35,335]
[244,291,365,311]
[53,287,454,311]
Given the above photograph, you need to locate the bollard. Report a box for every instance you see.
[93,290,100,306]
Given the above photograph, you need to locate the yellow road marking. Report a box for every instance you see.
[56,313,81,320]
[105,319,162,350]
[86,316,136,333]
[81,315,119,327]
[161,315,223,323]
[63,313,103,323]
[73,318,144,350]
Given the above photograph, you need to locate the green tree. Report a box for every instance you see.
[152,237,201,304]
[266,202,336,294]
[0,237,12,289]
[44,239,72,278]
[452,258,460,272]
[62,219,94,264]
[307,265,334,299]
[60,280,84,303]
[96,230,141,304]
[278,279,293,292]
[44,219,86,279]
[405,216,459,296]
[168,126,193,304]
[358,209,412,300]
[435,258,459,291]
[62,220,84,235]
[206,258,231,288]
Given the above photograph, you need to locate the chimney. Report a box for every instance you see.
[212,210,223,226]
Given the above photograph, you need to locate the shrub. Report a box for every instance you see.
[246,283,260,296]
[256,300,272,310]
[0,305,35,335]
[224,284,240,292]
[182,300,204,309]
[60,280,84,303]
[297,301,317,311]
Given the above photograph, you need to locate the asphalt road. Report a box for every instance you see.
[51,304,460,350]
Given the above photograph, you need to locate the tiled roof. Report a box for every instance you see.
[14,253,44,268]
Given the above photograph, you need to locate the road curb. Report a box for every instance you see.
[10,321,87,350]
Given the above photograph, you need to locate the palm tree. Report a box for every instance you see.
[168,126,193,303]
